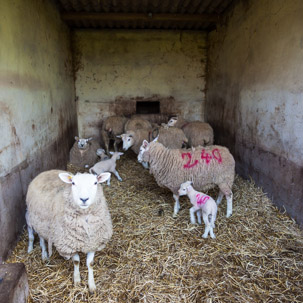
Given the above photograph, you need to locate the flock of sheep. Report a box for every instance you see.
[25,115,235,293]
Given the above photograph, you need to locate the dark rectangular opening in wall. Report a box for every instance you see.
[136,101,160,114]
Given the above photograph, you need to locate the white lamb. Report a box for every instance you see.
[26,170,112,293]
[89,152,124,186]
[178,181,217,239]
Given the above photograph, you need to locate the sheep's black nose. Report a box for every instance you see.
[80,198,89,203]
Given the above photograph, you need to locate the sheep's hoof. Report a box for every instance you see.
[172,213,178,218]
[89,284,96,294]
[202,234,208,239]
[226,212,232,218]
[118,178,122,182]
[210,234,216,239]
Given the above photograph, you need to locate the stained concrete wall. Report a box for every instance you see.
[73,30,207,140]
[0,0,77,261]
[206,0,303,225]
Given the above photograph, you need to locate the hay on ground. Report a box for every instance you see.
[7,152,303,303]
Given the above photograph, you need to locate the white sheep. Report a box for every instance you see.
[101,116,129,155]
[167,116,214,147]
[120,127,188,153]
[178,181,217,239]
[26,170,112,293]
[89,152,124,186]
[124,117,152,132]
[96,148,110,161]
[69,136,100,168]
[138,140,235,218]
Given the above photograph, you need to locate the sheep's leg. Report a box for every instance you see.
[101,130,110,155]
[208,215,216,239]
[72,254,81,285]
[216,191,224,205]
[113,140,118,152]
[173,194,180,217]
[86,251,96,293]
[196,209,202,225]
[226,192,233,218]
[141,161,149,169]
[27,225,34,253]
[202,213,211,238]
[107,174,111,186]
[39,237,48,260]
[218,184,233,218]
[189,206,197,224]
[113,169,122,181]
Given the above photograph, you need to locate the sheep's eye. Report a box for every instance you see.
[72,182,75,185]
[94,182,97,185]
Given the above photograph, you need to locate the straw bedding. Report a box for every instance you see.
[7,152,303,302]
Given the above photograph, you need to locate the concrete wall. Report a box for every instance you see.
[73,30,207,140]
[206,0,303,225]
[0,0,77,261]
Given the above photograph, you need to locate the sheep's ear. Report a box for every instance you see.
[109,151,114,155]
[152,136,159,142]
[87,137,93,141]
[59,173,74,184]
[97,172,111,184]
[142,140,149,148]
[119,152,124,156]
[75,136,79,141]
[116,135,121,138]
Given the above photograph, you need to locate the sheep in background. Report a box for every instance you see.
[101,116,129,155]
[124,117,152,132]
[138,140,235,218]
[120,127,188,154]
[96,148,110,161]
[69,136,100,168]
[26,170,112,293]
[178,181,217,239]
[89,152,124,186]
[167,116,214,147]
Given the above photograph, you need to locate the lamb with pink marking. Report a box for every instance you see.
[178,181,217,239]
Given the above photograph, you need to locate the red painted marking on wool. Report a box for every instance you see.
[201,150,212,164]
[182,152,199,169]
[212,148,222,163]
[201,149,223,164]
[196,193,210,206]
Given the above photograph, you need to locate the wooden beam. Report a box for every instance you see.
[62,12,220,24]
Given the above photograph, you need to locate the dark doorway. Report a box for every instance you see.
[136,101,160,114]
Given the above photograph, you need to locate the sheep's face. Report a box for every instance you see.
[167,117,177,127]
[178,181,192,196]
[138,140,150,163]
[59,172,110,209]
[121,133,134,151]
[75,136,92,150]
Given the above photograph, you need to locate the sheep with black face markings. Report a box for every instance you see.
[138,140,235,218]
[167,116,214,147]
[26,170,112,293]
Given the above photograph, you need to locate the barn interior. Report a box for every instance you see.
[1,0,303,302]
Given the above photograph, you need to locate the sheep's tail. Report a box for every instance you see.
[48,241,53,257]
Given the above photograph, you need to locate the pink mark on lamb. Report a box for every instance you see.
[196,193,210,206]
[182,152,199,169]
